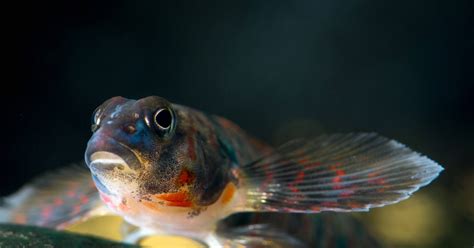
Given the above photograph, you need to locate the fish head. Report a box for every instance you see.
[85,96,217,209]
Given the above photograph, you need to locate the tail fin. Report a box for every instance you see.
[1,165,104,229]
[241,133,443,213]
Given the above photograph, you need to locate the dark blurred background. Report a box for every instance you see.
[4,0,473,247]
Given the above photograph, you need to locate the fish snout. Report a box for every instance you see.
[85,134,141,174]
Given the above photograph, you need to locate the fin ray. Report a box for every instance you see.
[1,165,104,229]
[242,133,443,213]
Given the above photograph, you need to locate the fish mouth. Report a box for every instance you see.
[85,133,142,173]
[88,151,137,175]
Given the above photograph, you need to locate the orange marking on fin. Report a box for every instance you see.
[332,176,342,189]
[154,192,188,202]
[295,171,305,184]
[221,183,236,205]
[80,195,89,204]
[311,206,321,212]
[41,206,53,219]
[14,215,26,224]
[142,201,162,211]
[289,185,300,193]
[298,158,309,164]
[166,200,193,207]
[368,178,386,185]
[368,172,378,178]
[349,202,363,209]
[154,192,193,208]
[54,198,64,206]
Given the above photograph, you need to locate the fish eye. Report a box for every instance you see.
[154,108,173,130]
[91,107,102,132]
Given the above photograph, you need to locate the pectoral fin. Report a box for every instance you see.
[241,133,443,213]
[1,165,106,229]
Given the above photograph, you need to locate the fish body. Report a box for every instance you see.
[84,97,269,237]
[1,96,444,247]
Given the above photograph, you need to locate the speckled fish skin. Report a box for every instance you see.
[84,96,270,236]
[82,95,443,241]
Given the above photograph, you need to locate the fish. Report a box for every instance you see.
[1,96,443,247]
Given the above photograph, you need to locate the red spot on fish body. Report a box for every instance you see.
[177,169,194,185]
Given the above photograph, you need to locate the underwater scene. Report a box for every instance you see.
[3,0,472,247]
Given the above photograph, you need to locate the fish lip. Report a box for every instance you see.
[85,134,142,173]
[88,151,134,175]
